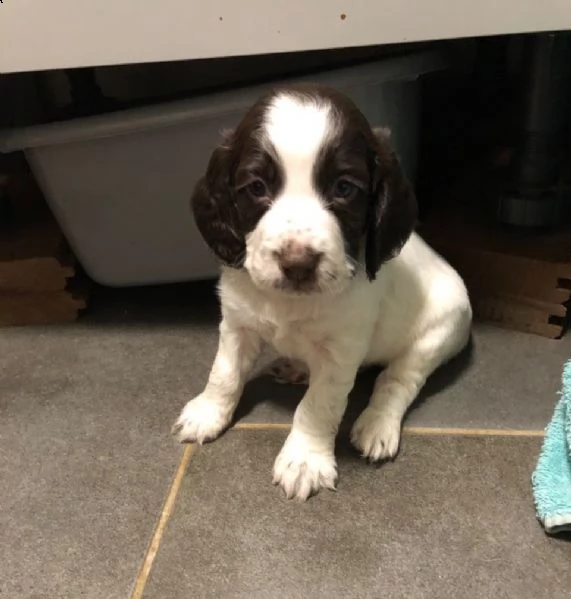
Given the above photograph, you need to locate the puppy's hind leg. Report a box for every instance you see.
[265,357,309,385]
[351,316,470,461]
[243,349,309,386]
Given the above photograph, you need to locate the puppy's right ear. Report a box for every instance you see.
[191,134,246,267]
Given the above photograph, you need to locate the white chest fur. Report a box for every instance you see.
[218,267,379,368]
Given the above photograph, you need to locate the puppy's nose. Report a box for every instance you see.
[278,243,322,284]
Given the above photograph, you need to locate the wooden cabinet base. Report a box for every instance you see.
[0,291,87,326]
[421,191,570,339]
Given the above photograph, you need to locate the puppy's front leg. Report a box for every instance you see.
[173,319,261,444]
[273,361,358,501]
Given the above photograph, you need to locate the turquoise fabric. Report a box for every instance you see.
[532,360,571,534]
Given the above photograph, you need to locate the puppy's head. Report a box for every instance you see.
[192,84,417,294]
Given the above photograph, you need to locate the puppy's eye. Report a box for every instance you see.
[246,179,268,198]
[333,179,358,199]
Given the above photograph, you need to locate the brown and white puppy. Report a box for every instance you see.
[173,84,472,500]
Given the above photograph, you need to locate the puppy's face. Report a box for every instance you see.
[192,85,417,295]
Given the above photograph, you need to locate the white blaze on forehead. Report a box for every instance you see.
[264,93,333,194]
[245,92,353,292]
[265,94,331,157]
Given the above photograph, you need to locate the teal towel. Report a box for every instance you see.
[532,359,571,534]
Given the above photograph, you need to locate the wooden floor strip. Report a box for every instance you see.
[131,444,194,599]
[232,422,545,437]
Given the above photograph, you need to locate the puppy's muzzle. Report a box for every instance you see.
[276,242,323,286]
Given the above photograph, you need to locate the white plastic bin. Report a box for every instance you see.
[0,52,445,286]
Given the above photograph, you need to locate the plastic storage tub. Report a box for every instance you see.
[0,52,445,286]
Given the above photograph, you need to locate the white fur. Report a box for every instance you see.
[265,94,332,168]
[174,93,472,500]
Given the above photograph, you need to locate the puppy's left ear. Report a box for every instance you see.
[364,129,418,280]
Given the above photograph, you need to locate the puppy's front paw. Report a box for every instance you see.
[266,357,309,385]
[351,407,401,461]
[172,395,232,444]
[272,433,337,501]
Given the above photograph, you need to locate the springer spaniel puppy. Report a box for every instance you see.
[173,84,472,500]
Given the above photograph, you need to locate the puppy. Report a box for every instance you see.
[173,84,472,500]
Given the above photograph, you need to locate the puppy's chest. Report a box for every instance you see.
[260,310,327,357]
[238,298,337,359]
[221,274,377,360]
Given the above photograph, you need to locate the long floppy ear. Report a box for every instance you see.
[364,128,418,280]
[191,134,246,268]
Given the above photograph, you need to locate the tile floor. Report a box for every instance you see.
[1,283,570,598]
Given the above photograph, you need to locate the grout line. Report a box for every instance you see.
[232,422,545,437]
[402,426,545,437]
[131,444,194,599]
[233,422,291,431]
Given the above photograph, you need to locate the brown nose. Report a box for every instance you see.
[277,243,322,285]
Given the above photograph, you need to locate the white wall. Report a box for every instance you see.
[1,0,570,73]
